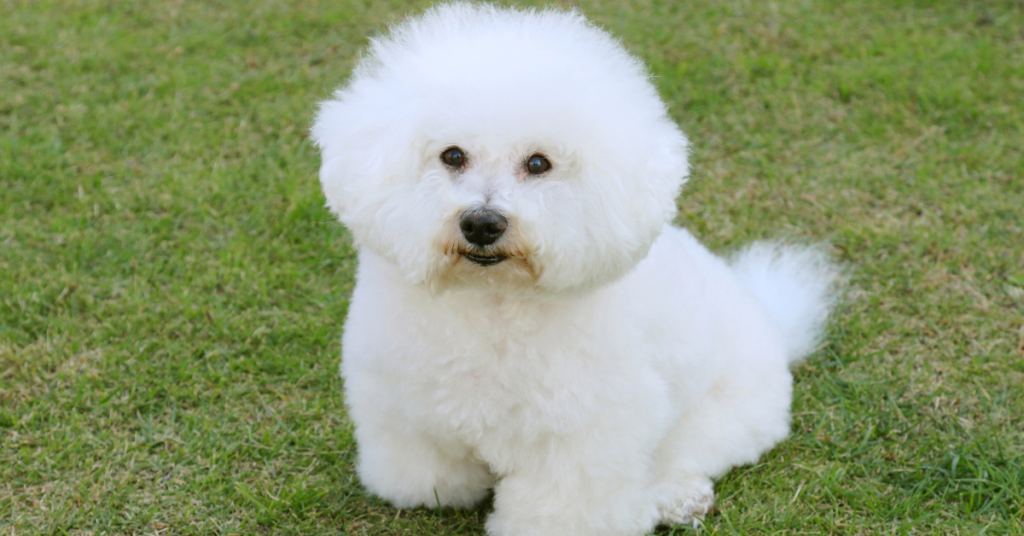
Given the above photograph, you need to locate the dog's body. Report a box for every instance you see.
[313,4,838,535]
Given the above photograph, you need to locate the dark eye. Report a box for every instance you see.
[441,147,466,168]
[526,154,551,175]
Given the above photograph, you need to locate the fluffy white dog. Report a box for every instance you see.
[312,4,839,535]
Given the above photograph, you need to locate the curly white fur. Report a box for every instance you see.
[311,4,839,535]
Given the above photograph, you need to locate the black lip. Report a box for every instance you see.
[464,252,506,266]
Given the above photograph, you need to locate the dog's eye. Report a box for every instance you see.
[441,147,466,168]
[526,154,551,175]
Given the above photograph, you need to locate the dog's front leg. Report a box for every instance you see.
[353,420,494,509]
[484,434,660,536]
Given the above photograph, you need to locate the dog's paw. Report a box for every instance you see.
[657,477,714,528]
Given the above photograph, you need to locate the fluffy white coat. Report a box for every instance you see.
[312,4,839,535]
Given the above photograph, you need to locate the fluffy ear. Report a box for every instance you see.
[625,118,690,240]
[644,120,690,218]
[311,96,365,221]
[310,87,420,223]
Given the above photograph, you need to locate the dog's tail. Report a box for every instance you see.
[730,242,842,364]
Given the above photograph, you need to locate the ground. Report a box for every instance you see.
[1,0,1023,534]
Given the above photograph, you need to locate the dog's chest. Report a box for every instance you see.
[405,305,618,442]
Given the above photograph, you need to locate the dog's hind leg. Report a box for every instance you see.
[354,421,494,509]
[653,356,793,527]
[655,474,714,527]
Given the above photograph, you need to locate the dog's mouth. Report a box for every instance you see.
[464,252,507,266]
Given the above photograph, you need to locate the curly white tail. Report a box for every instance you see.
[730,242,842,363]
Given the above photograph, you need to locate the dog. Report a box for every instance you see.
[311,4,839,535]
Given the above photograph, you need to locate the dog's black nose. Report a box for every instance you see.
[459,208,507,247]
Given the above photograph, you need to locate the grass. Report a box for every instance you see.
[1,0,1022,534]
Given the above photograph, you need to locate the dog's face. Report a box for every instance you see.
[313,5,689,294]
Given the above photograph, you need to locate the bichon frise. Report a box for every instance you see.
[311,4,839,535]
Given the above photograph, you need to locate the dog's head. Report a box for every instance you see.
[312,3,689,294]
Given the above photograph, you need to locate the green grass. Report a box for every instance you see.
[1,0,1022,534]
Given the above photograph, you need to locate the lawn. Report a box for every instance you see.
[1,0,1022,534]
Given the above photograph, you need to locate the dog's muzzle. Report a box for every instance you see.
[460,208,508,266]
[460,208,507,246]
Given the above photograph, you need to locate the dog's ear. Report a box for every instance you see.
[644,120,690,209]
[311,89,421,224]
[621,118,689,235]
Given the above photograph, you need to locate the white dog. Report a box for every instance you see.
[312,4,838,535]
